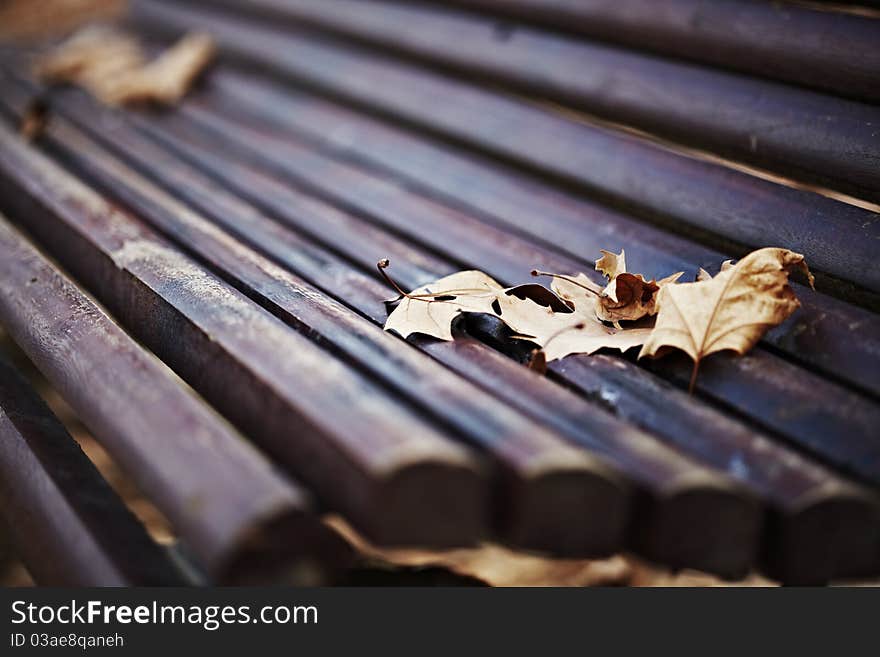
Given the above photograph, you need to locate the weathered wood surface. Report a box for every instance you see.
[134,0,880,206]
[113,92,880,493]
[0,354,186,586]
[122,121,880,582]
[188,71,880,398]
[16,84,880,582]
[0,122,493,553]
[1,0,878,583]
[426,0,880,103]
[5,89,775,576]
[127,4,880,312]
[0,209,353,583]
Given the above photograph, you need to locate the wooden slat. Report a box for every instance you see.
[427,0,880,103]
[134,125,880,582]
[39,88,880,582]
[0,355,186,586]
[0,123,490,553]
[191,71,880,399]
[3,95,703,562]
[9,89,774,577]
[124,93,880,492]
[139,0,880,204]
[0,214,350,583]
[126,4,880,309]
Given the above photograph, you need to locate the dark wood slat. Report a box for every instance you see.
[0,355,186,586]
[807,0,880,9]
[0,122,491,553]
[145,0,880,204]
[191,71,880,399]
[31,93,772,576]
[429,0,880,103]
[127,3,880,309]
[536,346,880,583]
[0,94,687,562]
[132,126,880,582]
[46,91,880,582]
[0,213,350,584]
[126,95,880,492]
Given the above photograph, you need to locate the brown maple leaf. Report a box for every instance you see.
[595,248,628,279]
[696,260,734,282]
[35,26,215,107]
[593,249,683,325]
[639,248,814,392]
[538,319,653,362]
[506,274,649,361]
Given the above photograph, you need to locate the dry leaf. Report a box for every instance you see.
[595,248,627,280]
[102,32,216,105]
[696,259,734,282]
[0,0,125,43]
[381,247,808,374]
[551,272,603,306]
[503,275,649,361]
[639,248,813,391]
[383,270,504,341]
[539,319,653,362]
[34,25,144,86]
[328,516,632,587]
[34,25,214,106]
[382,263,651,361]
[592,249,683,324]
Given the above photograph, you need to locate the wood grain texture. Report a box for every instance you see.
[0,122,488,552]
[0,355,185,586]
[40,95,765,578]
[2,97,663,560]
[433,0,880,103]
[127,3,880,309]
[38,88,880,582]
[136,0,880,204]
[116,92,880,496]
[190,71,880,398]
[0,213,348,583]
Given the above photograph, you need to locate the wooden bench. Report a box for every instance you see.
[0,0,878,585]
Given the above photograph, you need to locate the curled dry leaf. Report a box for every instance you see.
[696,259,734,282]
[381,246,810,388]
[639,248,814,392]
[34,25,215,106]
[595,248,627,280]
[592,249,684,324]
[499,282,651,361]
[381,261,653,361]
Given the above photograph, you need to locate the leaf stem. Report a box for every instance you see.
[688,358,701,395]
[377,259,413,299]
[378,259,494,302]
[531,269,600,296]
